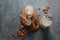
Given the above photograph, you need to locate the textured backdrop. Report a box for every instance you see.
[0,0,60,40]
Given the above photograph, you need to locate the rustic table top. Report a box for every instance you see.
[0,0,60,40]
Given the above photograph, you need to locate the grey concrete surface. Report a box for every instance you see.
[0,0,60,40]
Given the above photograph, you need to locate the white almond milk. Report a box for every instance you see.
[41,16,52,27]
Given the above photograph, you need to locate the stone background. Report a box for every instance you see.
[0,0,60,40]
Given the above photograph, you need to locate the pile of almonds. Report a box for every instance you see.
[12,25,27,40]
[42,6,50,14]
[17,25,26,38]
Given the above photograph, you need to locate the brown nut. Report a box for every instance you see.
[17,31,26,37]
[19,25,24,30]
[46,6,50,9]
[43,9,45,12]
[12,32,17,38]
[17,30,21,34]
[43,8,49,14]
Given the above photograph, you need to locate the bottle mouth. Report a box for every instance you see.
[41,16,52,27]
[25,5,34,18]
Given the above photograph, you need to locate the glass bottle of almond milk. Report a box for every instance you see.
[41,14,53,28]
